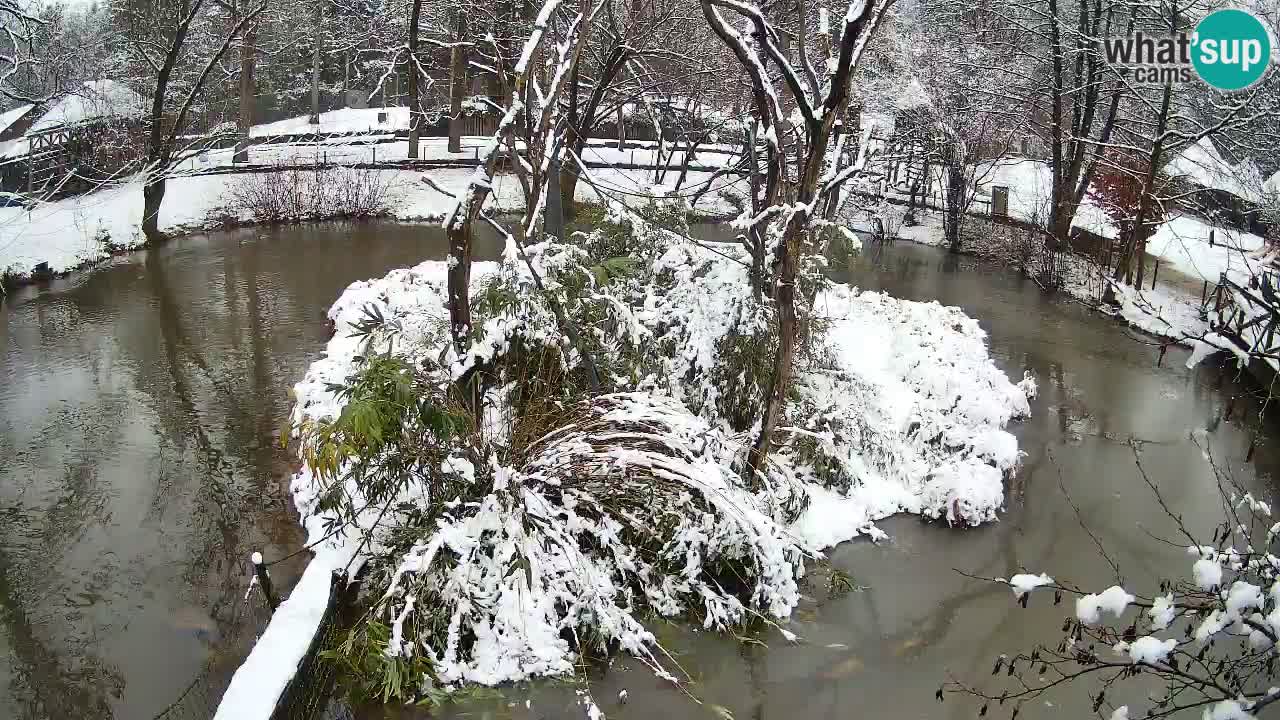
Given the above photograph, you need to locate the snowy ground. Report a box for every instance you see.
[977,158,1117,237]
[0,150,747,279]
[174,135,742,174]
[1146,214,1265,284]
[887,206,1230,344]
[882,158,1118,238]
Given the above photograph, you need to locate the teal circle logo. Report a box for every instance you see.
[1192,9,1272,91]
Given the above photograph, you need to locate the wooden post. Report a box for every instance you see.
[1151,258,1159,289]
[1210,229,1215,247]
[252,551,280,612]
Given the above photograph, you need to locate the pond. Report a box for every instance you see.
[0,222,1271,719]
[0,221,503,719]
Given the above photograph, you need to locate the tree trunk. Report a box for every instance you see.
[447,222,472,345]
[142,176,167,244]
[617,105,625,150]
[234,20,256,163]
[407,0,423,158]
[559,47,626,218]
[560,128,581,218]
[309,0,321,124]
[447,12,467,153]
[748,223,800,477]
[1115,74,1175,285]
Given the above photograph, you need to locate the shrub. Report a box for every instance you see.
[220,165,400,225]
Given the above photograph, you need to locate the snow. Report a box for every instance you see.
[1126,636,1176,665]
[1146,214,1264,284]
[1225,581,1264,617]
[214,545,358,720]
[30,79,145,132]
[1202,700,1254,720]
[251,107,412,138]
[1165,136,1253,201]
[1016,371,1038,399]
[1149,593,1176,630]
[0,145,748,278]
[977,159,1117,237]
[1194,557,1225,590]
[1195,609,1227,643]
[1097,275,1209,342]
[788,285,1029,540]
[1008,573,1053,598]
[267,228,1032,692]
[1111,707,1129,720]
[0,104,33,135]
[1075,586,1135,625]
[1240,493,1272,517]
[895,78,931,111]
[0,174,232,275]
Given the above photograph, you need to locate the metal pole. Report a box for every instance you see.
[252,551,280,612]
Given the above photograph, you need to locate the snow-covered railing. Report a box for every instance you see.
[1202,270,1280,379]
[212,561,350,720]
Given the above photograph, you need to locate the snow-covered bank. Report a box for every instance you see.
[1146,214,1265,284]
[0,159,746,281]
[885,205,1234,344]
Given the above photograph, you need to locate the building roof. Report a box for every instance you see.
[1164,136,1253,200]
[0,104,35,135]
[895,78,932,111]
[29,80,145,133]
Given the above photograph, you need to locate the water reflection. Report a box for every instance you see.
[0,221,502,719]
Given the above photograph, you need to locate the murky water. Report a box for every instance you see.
[2,224,1274,720]
[0,221,502,720]
[357,241,1280,720]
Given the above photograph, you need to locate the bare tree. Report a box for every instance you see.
[406,0,425,157]
[699,0,892,476]
[112,0,268,242]
[447,10,467,153]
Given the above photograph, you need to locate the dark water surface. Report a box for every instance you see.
[2,226,1274,720]
[0,221,501,720]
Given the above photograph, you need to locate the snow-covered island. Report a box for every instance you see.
[216,200,1034,714]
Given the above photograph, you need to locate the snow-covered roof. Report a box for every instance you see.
[250,106,410,137]
[895,78,932,111]
[1263,168,1280,198]
[30,80,145,133]
[1164,136,1252,201]
[0,104,34,135]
